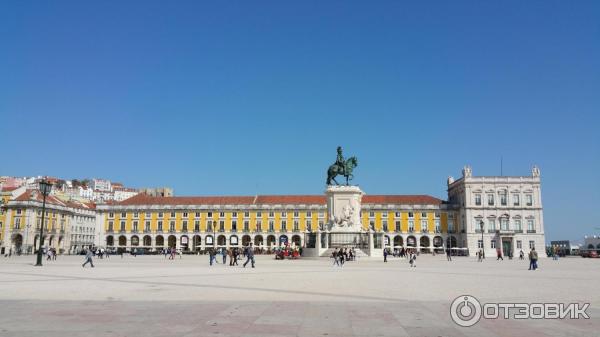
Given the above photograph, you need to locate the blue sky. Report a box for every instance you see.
[1,1,599,242]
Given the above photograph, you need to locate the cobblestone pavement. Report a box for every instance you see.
[0,254,598,337]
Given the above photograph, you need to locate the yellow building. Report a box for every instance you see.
[97,194,459,254]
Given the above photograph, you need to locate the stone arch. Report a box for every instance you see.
[406,235,417,247]
[420,236,430,252]
[143,235,152,247]
[279,235,288,245]
[118,235,127,246]
[433,236,443,247]
[267,235,276,247]
[205,235,214,246]
[291,234,301,247]
[106,235,114,247]
[384,235,391,246]
[242,235,251,246]
[180,235,189,250]
[446,236,457,248]
[393,235,403,247]
[131,235,139,247]
[254,235,264,247]
[155,235,164,247]
[192,235,201,251]
[217,235,227,247]
[11,234,23,251]
[230,235,239,246]
[168,235,177,248]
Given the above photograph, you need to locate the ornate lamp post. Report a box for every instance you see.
[479,220,485,259]
[35,179,53,266]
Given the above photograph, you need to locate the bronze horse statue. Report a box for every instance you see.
[327,156,358,185]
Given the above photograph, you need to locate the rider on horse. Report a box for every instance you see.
[335,146,345,175]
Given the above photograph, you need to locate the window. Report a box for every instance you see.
[514,220,522,231]
[207,220,213,232]
[517,240,522,249]
[219,212,225,218]
[434,219,441,233]
[109,212,114,218]
[133,212,139,218]
[395,212,401,217]
[408,212,414,218]
[421,219,428,232]
[231,220,237,232]
[132,221,138,232]
[293,212,299,218]
[232,212,238,217]
[269,212,274,218]
[157,221,163,231]
[369,212,375,217]
[207,212,213,218]
[183,212,188,218]
[195,212,200,218]
[448,219,455,232]
[256,220,262,232]
[488,219,496,231]
[244,212,249,217]
[281,220,287,232]
[14,217,21,229]
[487,194,494,206]
[281,212,287,217]
[526,194,533,206]
[243,221,249,232]
[478,240,483,248]
[219,221,224,232]
[382,212,388,218]
[268,220,274,232]
[435,212,440,218]
[527,220,535,233]
[145,221,151,232]
[421,212,427,218]
[369,220,375,230]
[475,194,481,206]
[500,192,507,206]
[529,240,535,249]
[318,220,324,230]
[306,220,312,230]
[169,221,175,232]
[382,221,388,232]
[108,221,114,231]
[120,221,125,231]
[293,220,299,232]
[318,212,324,218]
[257,211,262,217]
[513,194,520,206]
[500,218,508,231]
[491,240,496,249]
[158,212,163,218]
[395,221,401,232]
[306,211,312,217]
[194,220,200,232]
[182,221,188,232]
[408,220,415,232]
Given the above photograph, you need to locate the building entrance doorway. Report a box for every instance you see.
[502,238,513,258]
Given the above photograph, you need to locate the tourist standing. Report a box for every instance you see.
[496,248,503,261]
[477,249,483,262]
[519,249,524,260]
[409,251,416,268]
[339,249,345,266]
[222,247,227,265]
[383,248,388,263]
[82,249,95,268]
[243,244,255,268]
[528,248,538,270]
[332,248,340,267]
[446,247,452,261]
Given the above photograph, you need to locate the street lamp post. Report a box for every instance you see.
[479,220,485,259]
[35,179,53,266]
[213,221,216,250]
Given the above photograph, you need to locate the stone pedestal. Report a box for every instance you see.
[326,185,363,232]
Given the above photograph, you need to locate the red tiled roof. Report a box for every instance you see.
[1,186,19,192]
[116,193,443,206]
[12,190,97,210]
[363,195,443,205]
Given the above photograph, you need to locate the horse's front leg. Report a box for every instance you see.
[332,176,339,185]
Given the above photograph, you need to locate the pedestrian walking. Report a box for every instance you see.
[383,249,388,263]
[528,248,538,270]
[446,247,452,261]
[332,248,340,267]
[519,249,524,260]
[82,249,95,268]
[222,247,227,265]
[243,244,255,268]
[477,249,483,262]
[496,248,504,261]
[409,251,417,268]
[339,249,345,266]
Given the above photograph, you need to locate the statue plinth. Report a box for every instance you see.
[325,185,363,232]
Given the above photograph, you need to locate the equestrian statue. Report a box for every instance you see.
[326,146,358,185]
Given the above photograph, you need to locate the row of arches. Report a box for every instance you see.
[383,235,458,248]
[105,234,303,250]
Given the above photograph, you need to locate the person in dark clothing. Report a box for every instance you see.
[243,244,255,268]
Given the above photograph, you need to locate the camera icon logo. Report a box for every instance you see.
[450,295,482,327]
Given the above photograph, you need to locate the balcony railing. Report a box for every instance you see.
[527,230,536,233]
[514,229,523,233]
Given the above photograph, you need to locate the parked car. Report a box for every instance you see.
[580,250,599,258]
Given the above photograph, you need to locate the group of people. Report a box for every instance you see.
[331,247,356,266]
[209,245,255,268]
[46,248,58,261]
[162,247,181,260]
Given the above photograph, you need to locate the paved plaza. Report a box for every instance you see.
[0,254,598,337]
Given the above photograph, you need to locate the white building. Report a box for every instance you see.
[447,165,545,258]
[90,179,112,192]
[113,187,138,202]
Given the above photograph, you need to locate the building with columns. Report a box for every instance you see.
[447,165,545,257]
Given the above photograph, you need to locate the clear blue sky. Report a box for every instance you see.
[1,1,599,242]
